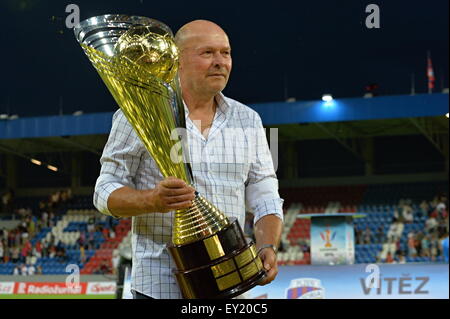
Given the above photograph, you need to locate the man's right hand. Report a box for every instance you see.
[107,177,196,217]
[148,177,196,213]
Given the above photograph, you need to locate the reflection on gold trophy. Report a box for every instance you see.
[74,15,266,298]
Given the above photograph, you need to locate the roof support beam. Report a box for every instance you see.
[0,144,68,175]
[314,122,365,161]
[408,117,446,155]
[57,137,102,156]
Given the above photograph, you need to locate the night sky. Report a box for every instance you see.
[0,0,448,117]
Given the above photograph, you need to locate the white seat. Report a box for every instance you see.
[289,251,296,261]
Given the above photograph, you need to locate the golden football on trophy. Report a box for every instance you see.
[115,25,179,83]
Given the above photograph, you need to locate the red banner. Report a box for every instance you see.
[86,282,117,294]
[13,282,88,295]
[6,281,117,295]
[0,282,15,295]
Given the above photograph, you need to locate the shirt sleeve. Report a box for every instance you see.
[244,112,284,225]
[93,110,144,217]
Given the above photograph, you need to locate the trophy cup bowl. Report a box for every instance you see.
[74,14,266,298]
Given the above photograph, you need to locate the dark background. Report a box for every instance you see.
[0,134,445,189]
[0,0,448,117]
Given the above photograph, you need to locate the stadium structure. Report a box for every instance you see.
[0,93,448,299]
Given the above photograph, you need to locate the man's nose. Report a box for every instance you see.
[212,52,227,67]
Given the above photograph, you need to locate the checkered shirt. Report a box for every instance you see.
[93,93,284,298]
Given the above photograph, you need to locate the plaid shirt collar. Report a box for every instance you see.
[183,92,231,141]
[183,92,230,116]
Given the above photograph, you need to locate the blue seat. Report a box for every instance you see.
[56,266,66,274]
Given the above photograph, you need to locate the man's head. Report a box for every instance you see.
[175,20,232,100]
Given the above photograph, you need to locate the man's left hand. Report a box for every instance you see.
[257,247,278,286]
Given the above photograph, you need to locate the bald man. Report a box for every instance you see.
[94,20,284,299]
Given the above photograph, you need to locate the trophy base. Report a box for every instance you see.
[172,242,266,299]
[168,218,247,271]
[209,267,266,299]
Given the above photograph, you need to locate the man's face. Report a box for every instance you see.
[178,31,232,98]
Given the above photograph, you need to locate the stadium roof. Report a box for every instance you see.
[0,93,447,158]
[0,93,447,139]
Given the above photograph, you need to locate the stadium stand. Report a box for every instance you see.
[277,181,448,266]
[0,181,448,275]
[0,193,130,275]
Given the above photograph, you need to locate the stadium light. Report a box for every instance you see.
[47,165,58,172]
[322,94,333,102]
[31,159,42,166]
[446,113,449,118]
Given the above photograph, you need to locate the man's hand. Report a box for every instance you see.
[253,214,282,286]
[148,177,196,213]
[107,177,195,217]
[257,247,278,286]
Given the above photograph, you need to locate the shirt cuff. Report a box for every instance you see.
[252,198,284,225]
[246,177,284,224]
[93,181,124,218]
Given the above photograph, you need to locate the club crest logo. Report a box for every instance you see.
[286,278,325,299]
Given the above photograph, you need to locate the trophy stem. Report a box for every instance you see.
[171,75,196,187]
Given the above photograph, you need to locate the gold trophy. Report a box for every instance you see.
[74,15,266,298]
